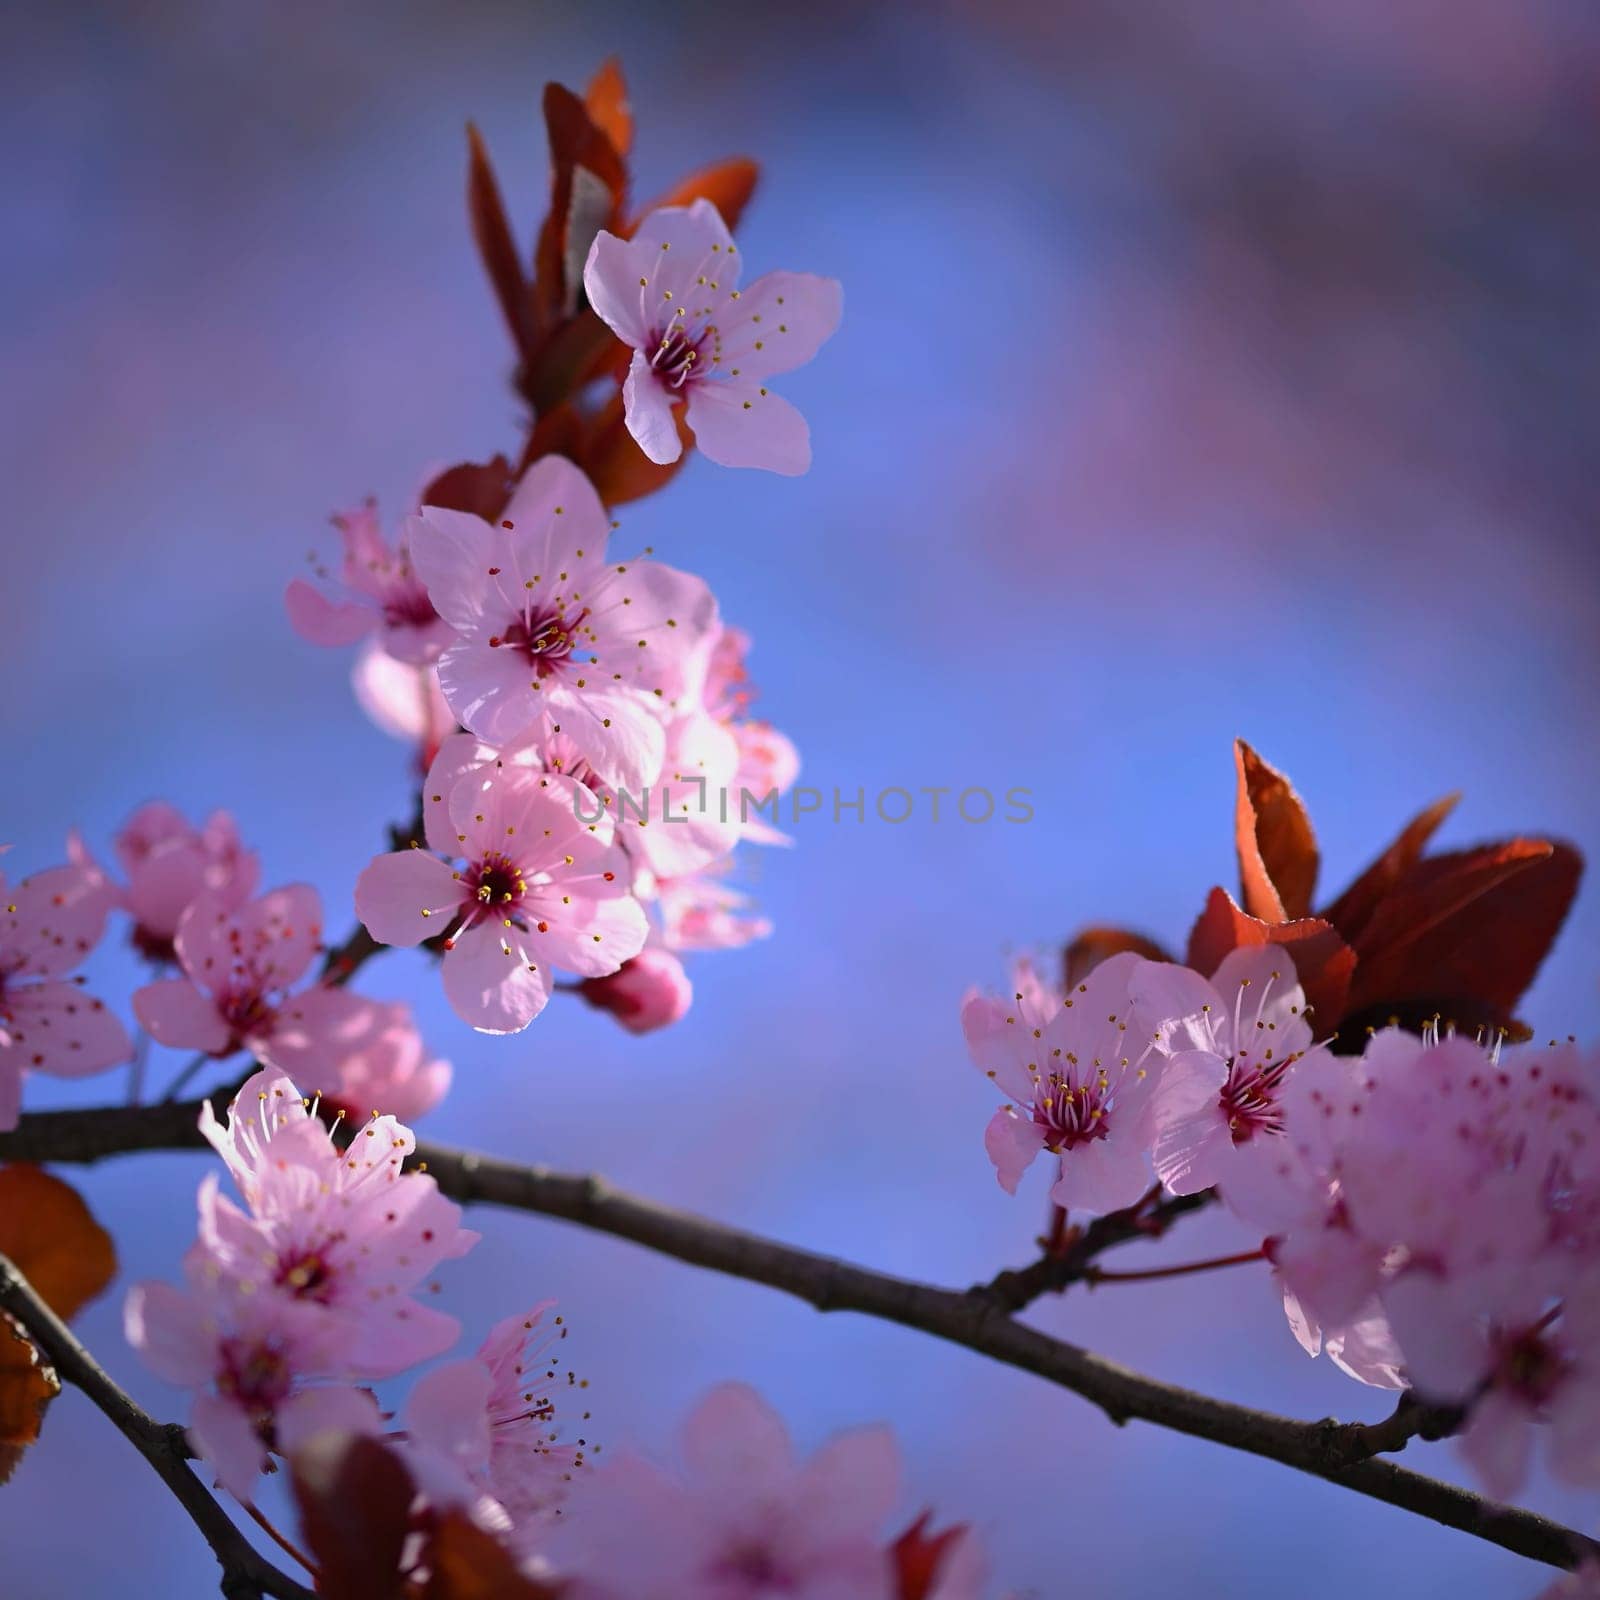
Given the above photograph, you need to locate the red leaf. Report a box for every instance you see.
[890,1512,970,1600]
[1186,887,1355,1030]
[635,157,760,233]
[1321,792,1460,943]
[421,456,518,522]
[1062,925,1171,990]
[532,84,628,336]
[1234,740,1319,921]
[0,1166,115,1484]
[466,124,537,365]
[585,57,633,159]
[1346,839,1582,1023]
[290,1434,413,1600]
[578,391,692,507]
[421,1511,561,1599]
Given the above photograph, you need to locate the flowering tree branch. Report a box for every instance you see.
[0,1251,315,1600]
[3,1103,1594,1575]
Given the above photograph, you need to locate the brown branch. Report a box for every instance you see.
[0,1252,316,1600]
[2,1105,1594,1573]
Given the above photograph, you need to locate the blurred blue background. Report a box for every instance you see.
[5,1,1599,1595]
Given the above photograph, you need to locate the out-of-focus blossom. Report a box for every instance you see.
[74,802,259,965]
[585,200,842,475]
[312,996,452,1123]
[408,455,717,788]
[1536,1562,1600,1599]
[555,1382,900,1599]
[287,499,452,665]
[962,951,1161,1214]
[356,753,646,1033]
[0,858,131,1130]
[651,868,771,952]
[1130,947,1316,1196]
[578,948,692,1034]
[352,644,457,770]
[124,1274,378,1500]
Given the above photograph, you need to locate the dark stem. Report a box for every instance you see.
[0,1252,316,1600]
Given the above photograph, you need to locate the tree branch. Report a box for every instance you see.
[0,1251,316,1600]
[3,1104,1595,1573]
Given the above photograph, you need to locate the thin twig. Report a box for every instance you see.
[2,1106,1594,1573]
[1084,1246,1268,1285]
[0,1252,316,1600]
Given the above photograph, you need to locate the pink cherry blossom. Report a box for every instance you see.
[356,753,647,1033]
[0,859,131,1130]
[311,996,452,1123]
[578,948,693,1034]
[124,1273,378,1500]
[132,886,378,1087]
[407,455,718,789]
[962,951,1162,1214]
[401,1302,587,1559]
[555,1382,900,1600]
[351,644,456,771]
[78,801,260,965]
[584,201,843,475]
[287,498,452,665]
[651,868,772,952]
[192,1069,478,1376]
[620,711,743,882]
[1130,946,1317,1197]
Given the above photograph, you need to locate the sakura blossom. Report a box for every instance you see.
[309,995,452,1123]
[1130,946,1318,1197]
[74,802,259,965]
[123,1274,372,1500]
[192,1069,478,1375]
[650,867,772,952]
[407,454,718,788]
[0,858,131,1130]
[962,950,1162,1214]
[577,947,693,1034]
[554,1382,901,1600]
[401,1302,588,1559]
[584,200,843,474]
[132,885,382,1084]
[355,751,647,1032]
[286,499,452,664]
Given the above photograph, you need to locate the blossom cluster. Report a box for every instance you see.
[304,443,807,1035]
[965,942,1600,1502]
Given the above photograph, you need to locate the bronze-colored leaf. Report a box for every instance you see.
[420,456,517,523]
[1186,886,1355,1030]
[1234,740,1318,921]
[422,1511,562,1599]
[466,123,537,365]
[578,391,692,506]
[0,1318,58,1486]
[532,84,628,336]
[585,57,633,159]
[635,157,759,234]
[290,1433,413,1600]
[0,1166,115,1484]
[1321,792,1460,942]
[1346,839,1581,1024]
[1062,925,1171,990]
[0,1167,116,1321]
